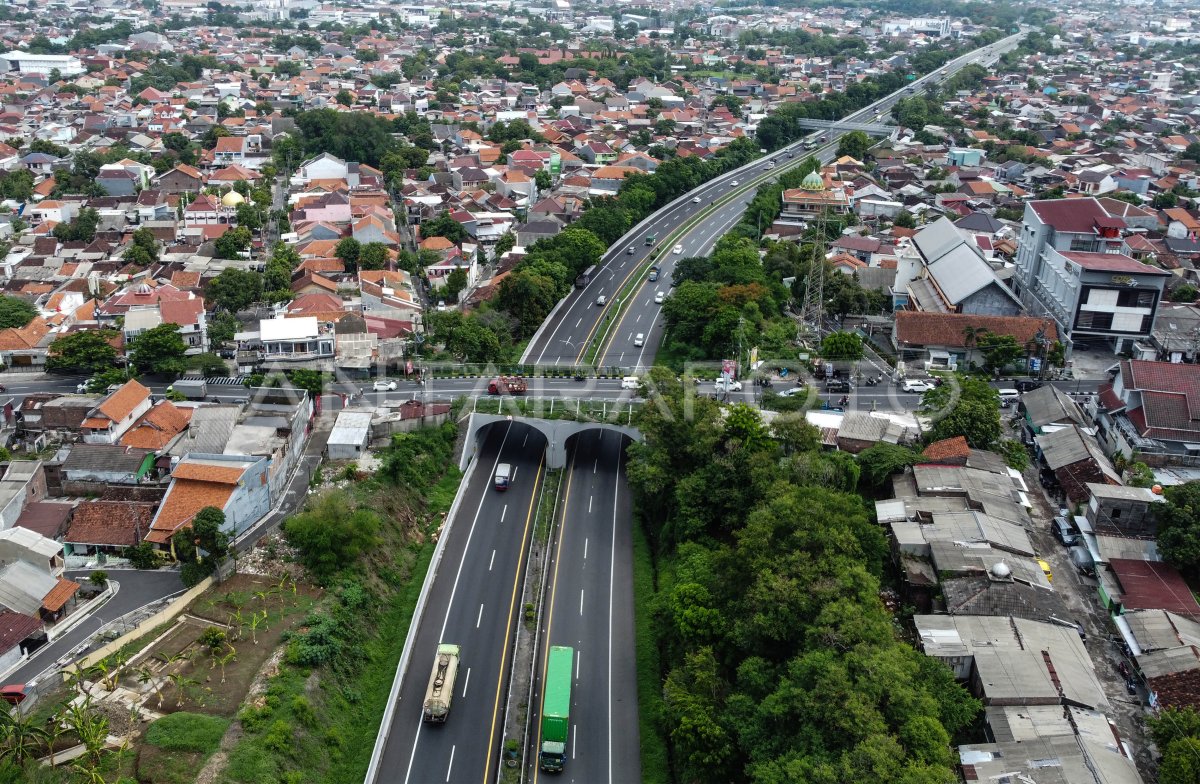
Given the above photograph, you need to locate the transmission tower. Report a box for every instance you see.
[796,205,830,344]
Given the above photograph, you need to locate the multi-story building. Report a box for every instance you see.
[0,51,84,76]
[1014,199,1169,357]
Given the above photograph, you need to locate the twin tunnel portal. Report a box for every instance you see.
[379,414,641,784]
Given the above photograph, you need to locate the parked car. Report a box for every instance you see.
[373,379,398,392]
[1038,559,1053,583]
[902,379,933,393]
[0,684,26,705]
[1052,515,1080,547]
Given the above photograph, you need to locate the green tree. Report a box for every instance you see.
[206,268,263,312]
[334,236,361,271]
[574,204,631,247]
[335,89,353,106]
[0,295,36,329]
[421,211,467,244]
[51,207,99,242]
[857,443,921,488]
[123,227,160,266]
[976,332,1025,372]
[836,130,872,160]
[893,210,916,229]
[820,330,863,361]
[534,168,551,191]
[129,322,188,376]
[213,226,252,260]
[1157,482,1200,576]
[359,242,391,270]
[443,267,468,303]
[921,376,1001,449]
[284,491,381,583]
[47,329,119,373]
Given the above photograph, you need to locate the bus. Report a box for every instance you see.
[575,265,597,288]
[422,643,461,723]
[539,646,574,772]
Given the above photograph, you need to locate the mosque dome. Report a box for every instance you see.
[801,170,824,191]
[221,190,246,207]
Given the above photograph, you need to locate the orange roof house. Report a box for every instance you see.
[81,380,153,445]
[145,456,270,547]
[120,400,193,450]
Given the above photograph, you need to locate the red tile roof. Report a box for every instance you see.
[65,500,155,547]
[0,610,40,653]
[894,311,1057,349]
[1029,197,1110,233]
[41,578,80,612]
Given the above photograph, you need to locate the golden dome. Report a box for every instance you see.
[221,190,246,207]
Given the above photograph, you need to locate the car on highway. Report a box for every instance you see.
[626,246,635,254]
[787,152,794,158]
[729,180,739,187]
[715,379,743,392]
[633,333,644,347]
[826,379,851,393]
[654,291,664,304]
[373,379,398,392]
[766,162,775,169]
[902,379,934,393]
[691,196,701,203]
[672,244,683,254]
[621,376,640,390]
[595,295,606,306]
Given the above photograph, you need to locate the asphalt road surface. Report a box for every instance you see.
[528,429,639,784]
[521,32,1024,371]
[376,420,546,784]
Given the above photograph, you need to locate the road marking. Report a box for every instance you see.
[572,726,577,760]
[576,651,581,680]
[635,313,642,323]
[481,455,544,783]
[593,459,597,474]
[462,667,470,697]
[501,505,507,522]
[523,433,528,447]
[513,466,519,483]
[575,318,581,328]
[607,443,622,784]
[489,550,496,571]
[403,423,514,784]
[532,447,577,784]
[446,746,455,782]
[588,495,593,514]
[476,604,484,628]
[580,589,585,615]
[584,538,588,560]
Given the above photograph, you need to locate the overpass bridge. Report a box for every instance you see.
[460,411,641,470]
[797,118,897,136]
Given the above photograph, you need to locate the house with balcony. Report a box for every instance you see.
[238,316,335,366]
[1095,360,1200,466]
[1014,199,1169,357]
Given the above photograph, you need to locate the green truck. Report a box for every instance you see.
[539,645,574,772]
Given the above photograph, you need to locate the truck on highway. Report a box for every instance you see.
[167,378,207,399]
[647,264,659,282]
[494,462,512,491]
[488,376,527,395]
[539,645,573,772]
[644,233,657,246]
[422,643,461,723]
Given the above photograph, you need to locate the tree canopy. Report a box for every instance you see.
[0,295,37,329]
[626,368,979,783]
[129,322,188,377]
[47,329,119,373]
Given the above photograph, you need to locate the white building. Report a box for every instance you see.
[0,51,85,77]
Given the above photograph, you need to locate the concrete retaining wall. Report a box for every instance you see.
[78,576,214,670]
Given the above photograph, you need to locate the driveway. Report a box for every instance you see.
[7,569,185,688]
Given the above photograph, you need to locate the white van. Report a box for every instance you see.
[620,376,640,390]
[997,388,1020,405]
[494,463,512,492]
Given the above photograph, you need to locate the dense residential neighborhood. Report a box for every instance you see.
[0,0,1199,783]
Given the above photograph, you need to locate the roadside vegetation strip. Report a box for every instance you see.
[631,514,671,784]
[582,142,834,366]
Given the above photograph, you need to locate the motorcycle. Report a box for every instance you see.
[838,395,850,407]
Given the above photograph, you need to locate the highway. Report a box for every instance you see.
[528,429,639,784]
[520,31,1025,371]
[375,420,545,784]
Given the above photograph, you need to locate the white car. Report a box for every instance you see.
[633,333,645,347]
[76,379,92,393]
[766,162,775,169]
[672,244,683,254]
[596,295,607,306]
[730,180,739,187]
[715,379,743,392]
[373,379,398,392]
[902,380,934,394]
[779,386,807,397]
[654,291,665,304]
[691,196,701,203]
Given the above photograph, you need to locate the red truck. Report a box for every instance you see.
[488,376,527,395]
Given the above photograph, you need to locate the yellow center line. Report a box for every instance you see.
[482,453,545,784]
[531,447,577,784]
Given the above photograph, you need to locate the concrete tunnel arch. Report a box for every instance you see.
[460,413,642,471]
